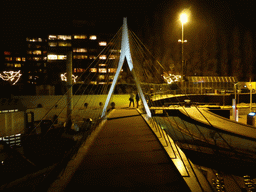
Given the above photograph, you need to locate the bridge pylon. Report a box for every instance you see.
[101,17,151,118]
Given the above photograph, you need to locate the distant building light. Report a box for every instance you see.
[48,42,57,47]
[74,35,87,39]
[58,35,71,40]
[99,55,107,60]
[99,68,107,73]
[89,35,97,40]
[90,81,97,85]
[57,55,67,60]
[99,41,107,46]
[4,51,11,55]
[14,64,21,68]
[90,68,97,73]
[73,48,87,53]
[48,35,57,40]
[89,55,96,60]
[73,55,88,59]
[48,55,58,60]
[109,55,116,60]
[99,64,106,66]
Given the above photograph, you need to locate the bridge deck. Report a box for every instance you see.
[49,108,190,191]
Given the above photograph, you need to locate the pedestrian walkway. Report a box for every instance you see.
[48,108,190,191]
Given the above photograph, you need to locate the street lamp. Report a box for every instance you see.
[180,12,188,92]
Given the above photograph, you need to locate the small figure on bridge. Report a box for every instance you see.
[129,92,135,107]
[136,93,140,108]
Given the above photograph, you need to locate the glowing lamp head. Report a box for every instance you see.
[180,13,188,24]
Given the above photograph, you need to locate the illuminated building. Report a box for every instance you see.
[2,20,116,94]
[25,36,48,85]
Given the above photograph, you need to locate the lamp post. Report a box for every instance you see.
[180,13,188,92]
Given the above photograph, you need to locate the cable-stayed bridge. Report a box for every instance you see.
[1,18,256,192]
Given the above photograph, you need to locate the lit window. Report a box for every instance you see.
[58,42,72,46]
[27,51,33,55]
[14,57,21,61]
[99,68,107,73]
[58,55,67,60]
[5,57,12,61]
[89,55,96,60]
[48,55,58,60]
[43,57,47,60]
[89,35,97,40]
[73,55,88,59]
[33,50,42,55]
[58,35,72,40]
[90,81,97,84]
[73,48,87,52]
[98,75,105,80]
[49,35,57,40]
[49,42,57,47]
[74,35,87,39]
[14,64,21,68]
[99,55,107,60]
[74,68,85,73]
[22,57,26,62]
[99,41,107,46]
[109,55,116,60]
[6,63,13,67]
[90,68,97,72]
[38,38,42,42]
[99,82,107,84]
[99,64,106,66]
[26,38,37,42]
[108,68,117,73]
[4,51,11,55]
[33,57,41,61]
[29,76,33,79]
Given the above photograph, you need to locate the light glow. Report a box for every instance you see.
[0,70,22,85]
[89,35,97,40]
[162,72,181,84]
[180,13,188,23]
[74,35,87,39]
[99,41,107,46]
[60,73,78,83]
[99,55,107,60]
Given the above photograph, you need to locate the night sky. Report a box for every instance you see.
[3,0,255,51]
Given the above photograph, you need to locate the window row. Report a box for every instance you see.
[5,57,26,62]
[48,41,107,47]
[48,35,98,40]
[5,63,24,68]
[27,57,47,61]
[26,37,43,42]
[49,42,72,47]
[73,55,97,60]
[90,68,117,73]
[27,50,47,55]
[47,55,67,60]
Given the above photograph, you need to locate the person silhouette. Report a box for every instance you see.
[136,93,140,108]
[129,92,135,107]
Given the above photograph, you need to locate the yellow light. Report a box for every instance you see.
[180,13,188,24]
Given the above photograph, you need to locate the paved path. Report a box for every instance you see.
[50,108,190,191]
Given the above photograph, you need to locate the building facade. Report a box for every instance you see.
[2,21,118,94]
